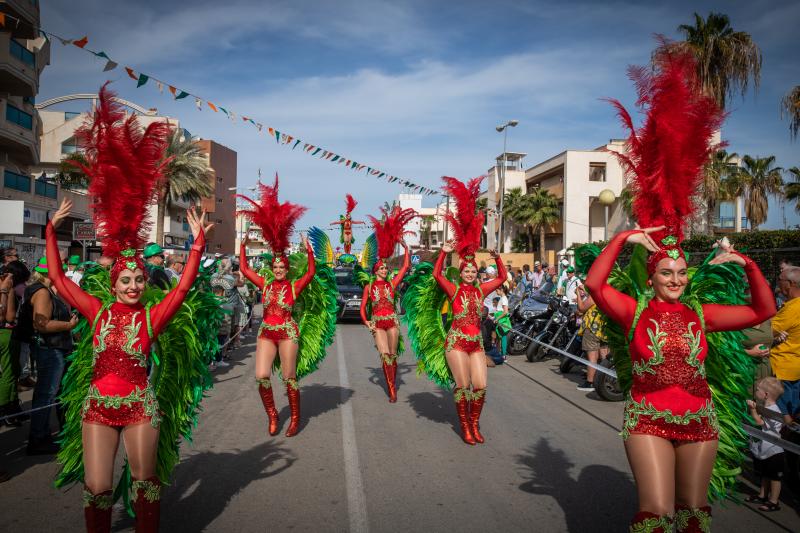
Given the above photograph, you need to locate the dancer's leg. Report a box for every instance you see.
[81,422,119,533]
[278,340,301,436]
[467,350,488,390]
[123,422,161,533]
[255,338,280,435]
[673,439,717,532]
[624,434,676,515]
[446,350,474,445]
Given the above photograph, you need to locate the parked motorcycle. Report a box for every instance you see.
[526,299,573,362]
[506,294,553,356]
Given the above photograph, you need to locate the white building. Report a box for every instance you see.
[523,140,631,261]
[398,192,454,251]
[483,152,526,252]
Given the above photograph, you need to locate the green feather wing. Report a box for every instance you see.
[307,226,335,265]
[360,233,378,271]
[282,253,338,379]
[401,262,451,389]
[682,253,754,502]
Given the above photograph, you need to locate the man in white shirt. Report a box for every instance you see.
[563,267,583,307]
[530,261,545,291]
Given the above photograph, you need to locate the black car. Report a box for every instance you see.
[334,266,363,321]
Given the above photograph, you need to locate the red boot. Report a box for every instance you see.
[83,488,113,533]
[381,360,395,402]
[390,357,398,401]
[257,378,280,436]
[454,388,475,445]
[470,388,486,444]
[285,379,301,437]
[674,505,711,533]
[629,511,672,533]
[132,476,161,533]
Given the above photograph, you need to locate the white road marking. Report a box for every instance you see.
[337,330,369,532]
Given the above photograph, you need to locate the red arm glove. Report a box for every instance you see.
[293,242,316,296]
[585,231,638,332]
[391,246,411,292]
[45,222,101,320]
[151,230,205,336]
[239,243,264,291]
[433,250,456,300]
[479,256,508,296]
[360,284,371,327]
[702,255,777,332]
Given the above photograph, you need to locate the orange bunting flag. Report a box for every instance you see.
[207,102,218,112]
[72,36,89,48]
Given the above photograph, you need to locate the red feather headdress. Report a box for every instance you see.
[71,83,172,284]
[607,45,724,274]
[367,204,417,272]
[345,194,357,217]
[441,176,485,270]
[237,174,307,266]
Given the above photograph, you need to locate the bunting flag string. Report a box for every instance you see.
[4,12,441,196]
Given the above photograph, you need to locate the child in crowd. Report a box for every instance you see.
[211,284,233,370]
[746,377,785,512]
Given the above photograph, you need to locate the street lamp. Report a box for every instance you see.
[495,119,519,253]
[598,189,616,241]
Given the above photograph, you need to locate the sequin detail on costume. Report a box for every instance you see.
[82,304,159,427]
[259,279,300,343]
[445,285,484,352]
[369,280,399,330]
[625,302,717,442]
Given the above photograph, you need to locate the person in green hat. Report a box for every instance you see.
[66,255,83,285]
[143,242,171,291]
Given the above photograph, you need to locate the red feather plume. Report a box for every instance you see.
[368,204,417,260]
[607,46,725,243]
[441,176,485,259]
[72,83,171,258]
[345,194,357,216]
[237,174,307,255]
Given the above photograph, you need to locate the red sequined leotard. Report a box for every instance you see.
[433,251,507,353]
[45,223,205,428]
[585,231,776,442]
[240,243,315,344]
[360,248,410,331]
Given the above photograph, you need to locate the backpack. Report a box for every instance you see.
[12,283,45,343]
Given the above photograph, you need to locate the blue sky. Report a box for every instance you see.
[39,0,800,240]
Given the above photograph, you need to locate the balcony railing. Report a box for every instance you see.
[713,216,749,229]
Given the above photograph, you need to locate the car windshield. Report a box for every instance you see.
[335,269,354,285]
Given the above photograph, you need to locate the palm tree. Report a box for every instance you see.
[56,152,90,188]
[420,215,435,249]
[525,188,560,262]
[781,86,800,140]
[701,149,738,233]
[619,185,636,223]
[659,12,761,109]
[502,187,534,251]
[155,129,214,245]
[726,155,783,230]
[785,167,800,214]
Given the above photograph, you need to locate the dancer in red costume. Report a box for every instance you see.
[238,177,315,437]
[433,177,506,445]
[359,205,416,402]
[330,194,365,255]
[46,87,211,533]
[585,49,776,532]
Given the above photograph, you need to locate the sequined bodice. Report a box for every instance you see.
[451,285,483,333]
[370,280,395,316]
[630,302,709,398]
[263,280,295,325]
[91,303,151,392]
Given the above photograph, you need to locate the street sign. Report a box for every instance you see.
[411,254,420,265]
[73,222,96,240]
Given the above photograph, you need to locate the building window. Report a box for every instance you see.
[9,39,35,67]
[4,170,31,192]
[216,218,223,224]
[61,137,79,154]
[34,177,57,199]
[217,198,222,203]
[182,221,190,232]
[589,163,606,182]
[64,111,81,121]
[217,177,223,183]
[6,104,33,130]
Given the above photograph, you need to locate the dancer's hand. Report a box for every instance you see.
[51,198,73,229]
[442,240,454,253]
[709,238,746,266]
[625,226,664,253]
[300,233,310,249]
[187,206,213,239]
[488,249,500,260]
[242,234,250,247]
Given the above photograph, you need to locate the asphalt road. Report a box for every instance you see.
[1,322,798,532]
